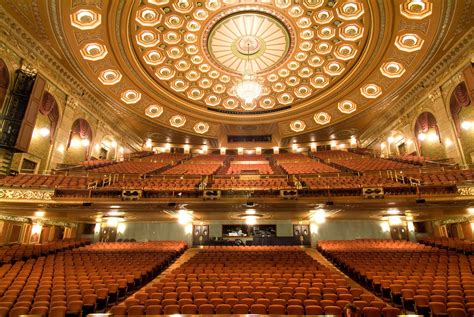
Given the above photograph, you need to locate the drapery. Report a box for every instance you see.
[67,118,93,158]
[415,112,441,155]
[449,82,471,136]
[39,93,59,143]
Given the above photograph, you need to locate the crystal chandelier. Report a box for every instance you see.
[235,43,262,104]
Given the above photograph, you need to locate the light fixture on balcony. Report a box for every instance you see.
[235,42,262,104]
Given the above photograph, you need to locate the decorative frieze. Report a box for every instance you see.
[0,188,54,200]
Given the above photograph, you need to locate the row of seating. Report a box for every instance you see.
[301,175,409,190]
[162,163,222,175]
[330,158,416,172]
[407,170,474,186]
[89,162,168,174]
[318,239,474,317]
[110,246,399,316]
[135,153,189,163]
[0,241,185,317]
[226,164,274,175]
[0,175,98,190]
[280,161,339,174]
[105,178,201,191]
[419,237,474,254]
[211,178,291,190]
[0,239,89,264]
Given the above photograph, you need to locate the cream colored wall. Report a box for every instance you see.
[115,219,391,245]
[368,63,473,165]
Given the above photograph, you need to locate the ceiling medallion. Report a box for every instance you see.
[193,122,209,134]
[120,90,142,104]
[338,100,357,114]
[70,9,101,30]
[314,112,331,125]
[145,105,163,118]
[205,10,292,75]
[98,69,122,85]
[360,84,382,98]
[170,114,186,127]
[290,120,306,132]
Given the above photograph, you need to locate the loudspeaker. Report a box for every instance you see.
[246,202,255,207]
[203,190,221,200]
[416,198,426,204]
[82,202,92,207]
[280,190,298,200]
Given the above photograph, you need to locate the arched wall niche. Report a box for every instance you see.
[413,111,447,160]
[63,118,93,164]
[449,81,474,164]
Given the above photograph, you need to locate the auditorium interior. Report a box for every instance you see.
[0,0,473,316]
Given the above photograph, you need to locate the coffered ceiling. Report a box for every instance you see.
[0,0,471,145]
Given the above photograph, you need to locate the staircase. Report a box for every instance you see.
[0,148,13,176]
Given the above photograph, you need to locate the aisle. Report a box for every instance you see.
[108,247,200,310]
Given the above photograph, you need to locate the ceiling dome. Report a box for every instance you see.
[54,0,449,139]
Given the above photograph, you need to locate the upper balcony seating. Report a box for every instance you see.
[89,161,168,174]
[0,174,99,189]
[301,175,407,189]
[212,178,291,190]
[0,241,185,317]
[318,239,474,317]
[330,158,417,172]
[110,246,396,316]
[107,178,200,191]
[392,154,428,165]
[161,155,225,175]
[313,150,365,161]
[162,164,222,175]
[272,153,313,163]
[226,164,274,175]
[189,155,227,163]
[233,155,268,161]
[79,160,114,169]
[137,153,189,163]
[280,162,339,174]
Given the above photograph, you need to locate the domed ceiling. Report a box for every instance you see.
[2,0,467,142]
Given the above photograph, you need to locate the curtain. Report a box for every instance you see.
[39,93,59,143]
[415,112,441,154]
[67,118,93,158]
[450,82,471,136]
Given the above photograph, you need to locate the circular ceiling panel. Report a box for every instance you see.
[206,12,291,75]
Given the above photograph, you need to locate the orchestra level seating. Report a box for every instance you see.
[0,241,186,317]
[110,246,398,316]
[318,239,474,316]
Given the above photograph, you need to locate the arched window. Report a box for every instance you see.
[449,82,471,136]
[0,59,10,108]
[39,92,60,143]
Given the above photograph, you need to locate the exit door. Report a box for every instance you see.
[293,224,311,245]
[100,227,117,242]
[193,225,209,246]
[390,226,408,240]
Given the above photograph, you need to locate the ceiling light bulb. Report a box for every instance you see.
[245,216,257,225]
[417,133,426,141]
